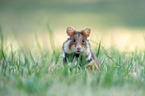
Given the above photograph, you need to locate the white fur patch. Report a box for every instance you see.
[86,42,91,55]
[63,40,73,53]
[86,53,92,61]
[87,37,90,41]
[67,36,70,39]
[63,52,65,58]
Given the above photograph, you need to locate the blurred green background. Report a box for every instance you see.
[0,0,145,50]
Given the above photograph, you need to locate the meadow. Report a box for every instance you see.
[0,0,145,96]
[0,24,145,96]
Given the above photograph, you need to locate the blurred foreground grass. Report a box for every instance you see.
[0,26,145,96]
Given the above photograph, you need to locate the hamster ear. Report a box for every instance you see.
[66,26,76,36]
[82,28,91,37]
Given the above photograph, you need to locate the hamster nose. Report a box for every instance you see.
[77,48,81,51]
[76,46,81,51]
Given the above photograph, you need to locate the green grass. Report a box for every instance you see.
[0,26,145,96]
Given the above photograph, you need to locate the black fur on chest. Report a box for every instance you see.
[63,52,92,66]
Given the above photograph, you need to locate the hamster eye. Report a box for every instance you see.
[73,39,76,42]
[82,40,85,42]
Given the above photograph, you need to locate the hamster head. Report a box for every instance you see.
[66,26,91,54]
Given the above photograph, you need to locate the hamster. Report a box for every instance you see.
[62,26,100,72]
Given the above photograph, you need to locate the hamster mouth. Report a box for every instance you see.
[75,51,81,53]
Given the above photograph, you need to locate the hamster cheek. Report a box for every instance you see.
[81,46,84,52]
[71,45,76,52]
[82,46,88,55]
